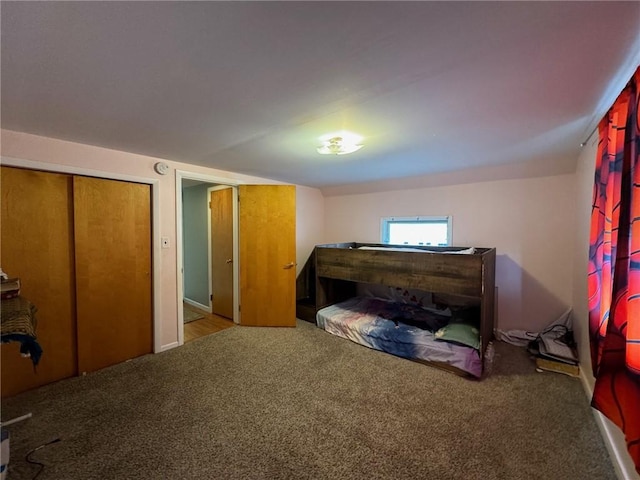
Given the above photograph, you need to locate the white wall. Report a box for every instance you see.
[573,134,597,380]
[324,174,576,332]
[295,185,325,273]
[0,129,325,349]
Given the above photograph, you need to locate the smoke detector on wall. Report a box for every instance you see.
[154,162,169,175]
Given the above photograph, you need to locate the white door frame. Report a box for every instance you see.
[0,156,164,353]
[175,170,241,346]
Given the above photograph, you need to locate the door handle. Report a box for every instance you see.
[226,259,233,264]
[283,262,296,269]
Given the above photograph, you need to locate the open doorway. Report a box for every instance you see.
[180,178,236,343]
[177,171,297,340]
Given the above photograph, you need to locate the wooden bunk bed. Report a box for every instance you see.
[296,242,496,377]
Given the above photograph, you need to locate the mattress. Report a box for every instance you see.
[316,296,482,377]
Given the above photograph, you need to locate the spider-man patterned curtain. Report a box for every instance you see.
[588,66,640,474]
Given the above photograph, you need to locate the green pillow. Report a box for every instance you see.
[434,322,480,350]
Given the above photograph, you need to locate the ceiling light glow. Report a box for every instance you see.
[317,133,364,155]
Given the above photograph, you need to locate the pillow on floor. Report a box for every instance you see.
[434,321,480,350]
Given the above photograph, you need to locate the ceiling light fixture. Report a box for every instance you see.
[317,136,363,155]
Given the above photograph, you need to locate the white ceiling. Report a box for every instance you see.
[2,2,639,190]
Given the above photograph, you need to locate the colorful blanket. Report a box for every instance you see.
[317,296,482,377]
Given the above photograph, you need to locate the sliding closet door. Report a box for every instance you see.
[238,185,296,327]
[73,176,152,374]
[1,167,77,397]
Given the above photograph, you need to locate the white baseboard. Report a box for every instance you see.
[158,341,179,353]
[579,369,639,480]
[183,297,211,313]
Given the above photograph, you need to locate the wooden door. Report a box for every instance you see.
[238,185,296,327]
[73,176,152,374]
[1,167,77,397]
[210,188,234,319]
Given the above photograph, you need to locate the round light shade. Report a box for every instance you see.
[317,136,363,155]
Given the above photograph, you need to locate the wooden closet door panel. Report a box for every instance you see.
[211,188,233,319]
[238,185,296,327]
[73,176,152,374]
[1,167,77,397]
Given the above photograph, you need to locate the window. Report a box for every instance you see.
[380,216,451,246]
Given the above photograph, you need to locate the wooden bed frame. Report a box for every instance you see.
[296,242,496,366]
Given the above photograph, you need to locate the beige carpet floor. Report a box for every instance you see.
[1,320,617,480]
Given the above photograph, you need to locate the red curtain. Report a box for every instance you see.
[588,66,640,474]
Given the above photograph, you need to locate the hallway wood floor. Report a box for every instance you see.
[183,302,235,343]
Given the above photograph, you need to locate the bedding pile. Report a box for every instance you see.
[316,296,483,377]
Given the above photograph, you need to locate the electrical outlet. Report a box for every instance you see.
[161,237,170,249]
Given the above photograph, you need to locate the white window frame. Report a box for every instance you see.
[380,215,452,246]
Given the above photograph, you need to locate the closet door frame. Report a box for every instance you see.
[0,156,163,353]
